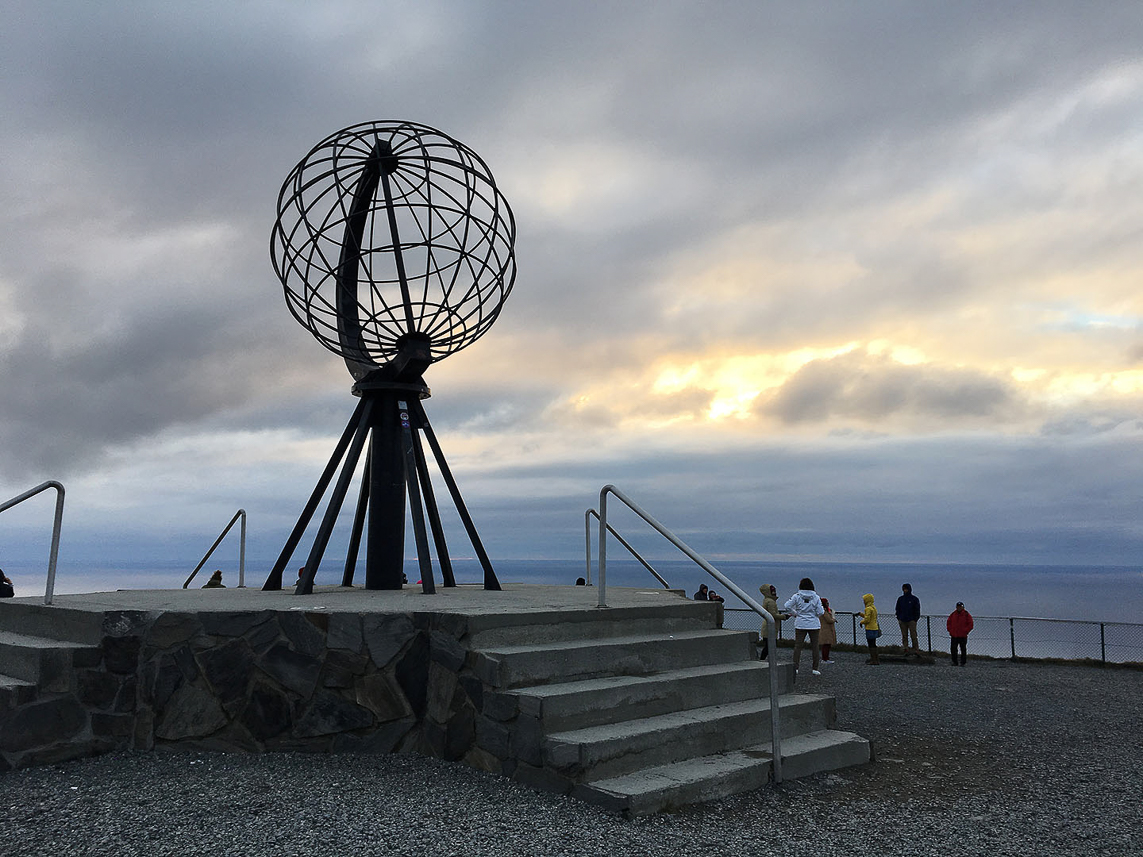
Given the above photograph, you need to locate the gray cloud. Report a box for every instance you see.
[2,3,1142,570]
[762,350,1018,425]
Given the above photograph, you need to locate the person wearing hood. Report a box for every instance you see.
[859,593,881,665]
[947,601,974,666]
[757,583,790,659]
[819,597,837,664]
[783,578,825,675]
[895,583,922,656]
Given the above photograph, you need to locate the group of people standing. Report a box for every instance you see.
[746,579,976,670]
[757,578,834,675]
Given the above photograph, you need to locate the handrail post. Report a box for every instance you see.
[238,509,247,588]
[1009,618,1016,659]
[45,483,65,605]
[761,610,783,784]
[184,509,247,589]
[583,509,593,586]
[0,481,65,606]
[597,487,610,607]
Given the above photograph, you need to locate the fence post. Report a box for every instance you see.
[926,616,932,652]
[1009,618,1016,659]
[851,613,857,644]
[1100,623,1106,664]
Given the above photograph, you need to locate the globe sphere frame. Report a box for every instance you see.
[271,120,517,378]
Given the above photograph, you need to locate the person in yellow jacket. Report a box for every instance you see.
[858,592,880,665]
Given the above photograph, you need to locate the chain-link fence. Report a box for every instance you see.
[723,609,1143,665]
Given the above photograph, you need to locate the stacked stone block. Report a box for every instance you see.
[0,606,493,772]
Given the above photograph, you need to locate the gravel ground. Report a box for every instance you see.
[1,650,1139,856]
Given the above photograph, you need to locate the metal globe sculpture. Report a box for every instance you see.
[271,121,516,378]
[263,121,515,595]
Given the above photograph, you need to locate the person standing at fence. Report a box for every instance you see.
[757,583,790,659]
[947,601,974,666]
[783,578,825,675]
[819,597,836,664]
[859,593,881,665]
[895,583,921,656]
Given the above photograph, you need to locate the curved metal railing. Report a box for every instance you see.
[590,484,783,782]
[0,481,65,605]
[583,508,670,588]
[184,509,247,589]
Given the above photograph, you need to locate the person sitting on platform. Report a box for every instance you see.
[202,570,226,589]
[693,584,709,600]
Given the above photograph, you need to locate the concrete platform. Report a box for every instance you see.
[16,582,675,616]
[0,583,870,811]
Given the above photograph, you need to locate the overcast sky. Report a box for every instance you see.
[2,1,1142,584]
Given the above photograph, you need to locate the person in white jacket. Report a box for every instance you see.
[783,577,825,675]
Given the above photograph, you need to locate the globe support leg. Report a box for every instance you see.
[413,399,502,591]
[264,390,501,593]
[263,399,367,591]
[410,418,457,587]
[399,400,435,594]
[341,448,370,587]
[295,397,374,595]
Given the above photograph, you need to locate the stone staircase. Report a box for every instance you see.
[0,588,870,811]
[466,598,869,815]
[0,603,119,770]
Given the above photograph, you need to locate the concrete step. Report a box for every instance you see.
[543,693,836,782]
[574,729,872,816]
[514,661,795,732]
[478,629,756,688]
[0,630,101,690]
[773,729,871,780]
[466,600,721,648]
[0,672,37,712]
[0,601,106,644]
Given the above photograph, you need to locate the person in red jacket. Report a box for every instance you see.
[947,601,974,666]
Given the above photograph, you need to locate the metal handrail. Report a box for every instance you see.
[184,509,247,589]
[0,481,65,605]
[594,484,783,783]
[584,508,670,588]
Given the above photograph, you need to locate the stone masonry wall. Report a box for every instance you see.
[1,607,515,775]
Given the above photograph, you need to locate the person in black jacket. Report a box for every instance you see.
[0,568,14,598]
[895,583,921,655]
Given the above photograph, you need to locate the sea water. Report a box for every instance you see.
[5,556,1139,623]
[3,556,1139,662]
